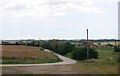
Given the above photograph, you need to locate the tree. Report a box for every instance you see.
[40,40,75,55]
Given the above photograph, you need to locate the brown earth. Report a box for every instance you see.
[2,63,118,74]
[1,45,57,59]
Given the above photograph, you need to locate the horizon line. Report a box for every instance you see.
[1,38,119,40]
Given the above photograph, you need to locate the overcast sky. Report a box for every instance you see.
[0,0,119,40]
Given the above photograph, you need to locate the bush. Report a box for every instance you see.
[72,47,98,60]
[114,46,120,52]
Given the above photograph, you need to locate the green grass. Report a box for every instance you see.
[76,61,118,74]
[95,47,118,64]
[75,47,118,73]
[66,47,118,64]
[77,47,118,73]
[96,47,114,58]
[66,47,119,73]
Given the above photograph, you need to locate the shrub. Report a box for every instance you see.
[72,47,98,60]
[40,47,44,50]
[114,46,120,52]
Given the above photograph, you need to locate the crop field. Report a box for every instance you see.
[94,41,120,46]
[1,45,61,64]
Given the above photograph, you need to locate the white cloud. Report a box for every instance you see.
[0,0,109,20]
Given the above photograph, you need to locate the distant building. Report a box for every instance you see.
[78,41,96,47]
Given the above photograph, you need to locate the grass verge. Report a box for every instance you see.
[2,57,62,64]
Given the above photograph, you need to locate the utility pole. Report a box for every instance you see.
[38,38,40,47]
[87,29,89,60]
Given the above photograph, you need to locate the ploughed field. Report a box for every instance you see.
[1,45,61,64]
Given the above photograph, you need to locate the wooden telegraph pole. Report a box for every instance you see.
[87,29,89,60]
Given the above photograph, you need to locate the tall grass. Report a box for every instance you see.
[2,57,62,64]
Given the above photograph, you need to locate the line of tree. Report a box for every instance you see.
[40,40,75,55]
[39,40,99,60]
[2,39,99,60]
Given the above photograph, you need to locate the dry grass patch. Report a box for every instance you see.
[1,45,61,64]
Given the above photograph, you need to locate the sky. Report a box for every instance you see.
[0,0,119,40]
